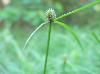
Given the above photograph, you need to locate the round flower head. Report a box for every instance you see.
[46,8,56,22]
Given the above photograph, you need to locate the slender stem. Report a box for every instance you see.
[43,21,52,74]
[62,55,67,74]
[54,1,100,21]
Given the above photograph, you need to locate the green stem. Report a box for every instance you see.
[62,55,67,74]
[54,1,100,21]
[43,21,52,74]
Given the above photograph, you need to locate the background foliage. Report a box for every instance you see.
[0,0,100,74]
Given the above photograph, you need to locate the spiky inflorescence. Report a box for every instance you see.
[46,8,56,22]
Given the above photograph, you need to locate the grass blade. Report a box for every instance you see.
[54,21,84,50]
[92,32,100,43]
[23,22,48,49]
[54,1,100,21]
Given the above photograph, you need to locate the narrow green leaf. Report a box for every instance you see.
[55,1,100,21]
[54,21,84,50]
[92,32,100,43]
[23,22,48,49]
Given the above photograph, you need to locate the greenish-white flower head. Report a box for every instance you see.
[46,8,56,22]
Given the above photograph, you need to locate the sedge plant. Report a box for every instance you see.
[23,1,100,74]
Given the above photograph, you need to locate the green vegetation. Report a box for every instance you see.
[0,0,100,74]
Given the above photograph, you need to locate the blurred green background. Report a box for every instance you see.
[0,0,100,74]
